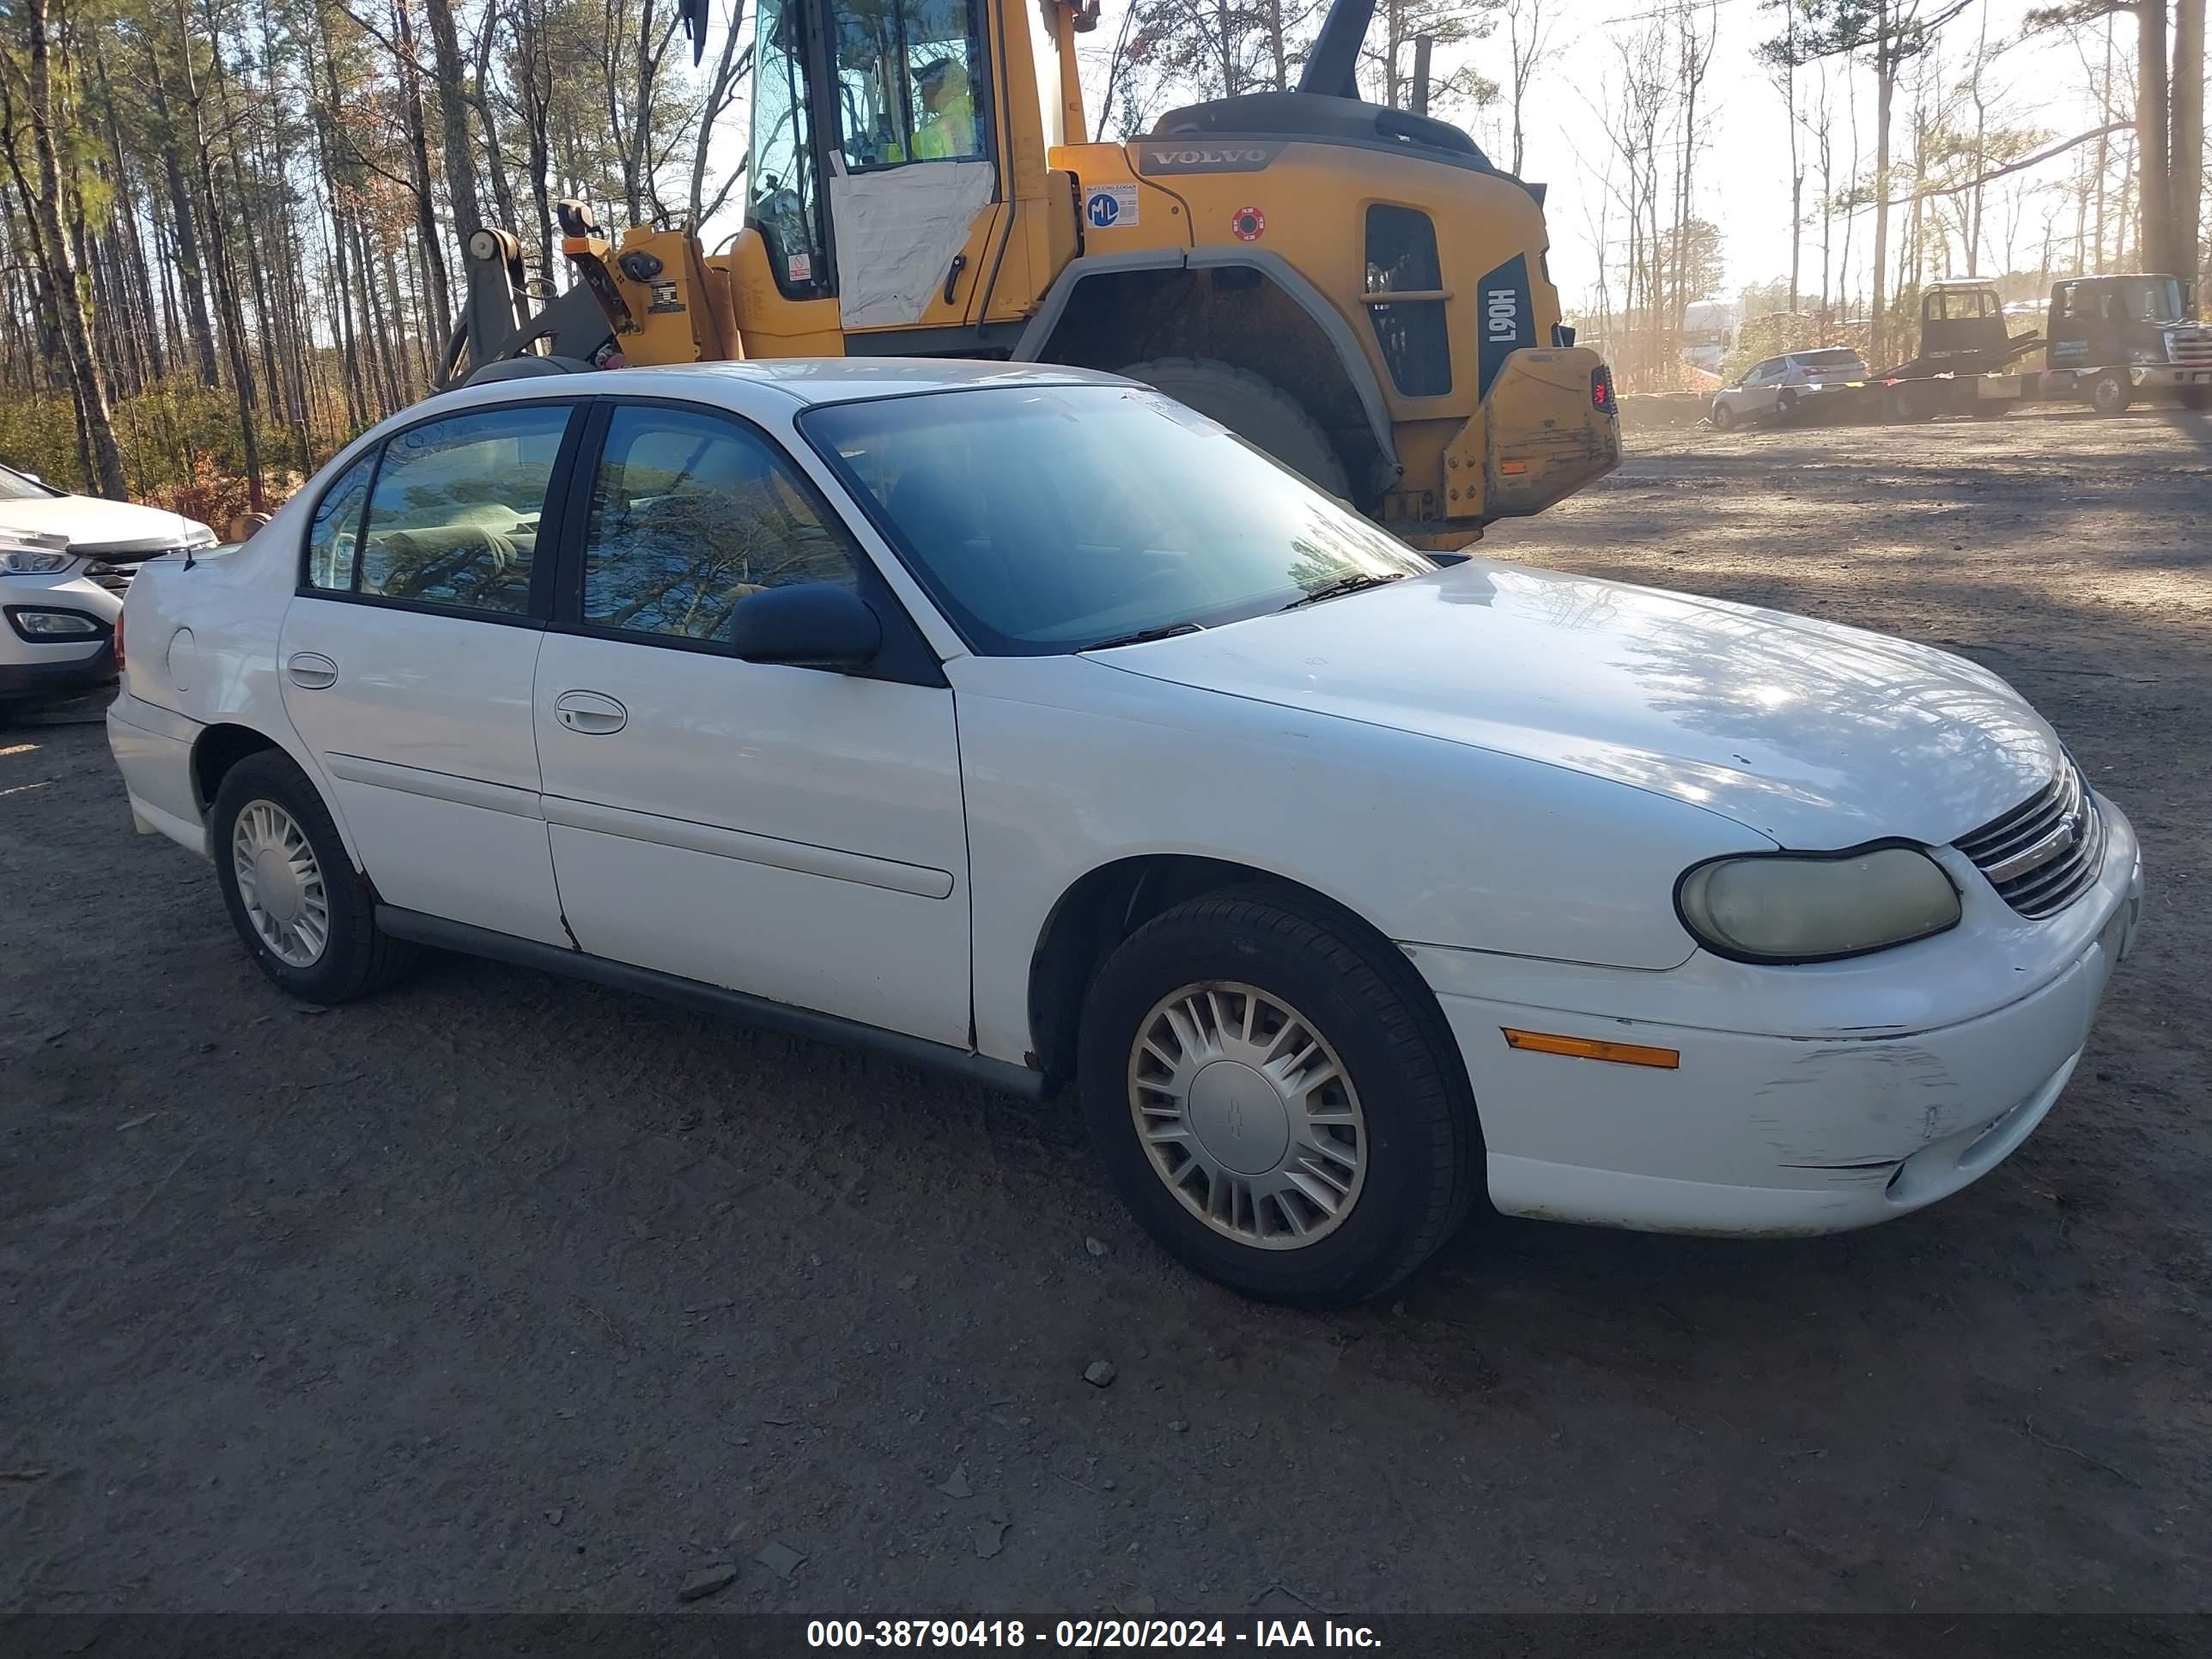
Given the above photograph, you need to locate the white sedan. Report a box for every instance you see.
[105,362,2142,1304]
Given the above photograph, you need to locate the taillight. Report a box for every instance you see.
[112,605,125,670]
[1591,365,1615,411]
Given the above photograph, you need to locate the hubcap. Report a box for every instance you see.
[232,799,329,969]
[1127,982,1367,1250]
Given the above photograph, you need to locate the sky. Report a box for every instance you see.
[1073,0,2133,305]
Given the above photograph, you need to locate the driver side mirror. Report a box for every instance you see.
[732,582,881,671]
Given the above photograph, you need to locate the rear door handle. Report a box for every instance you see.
[554,690,628,734]
[286,652,338,690]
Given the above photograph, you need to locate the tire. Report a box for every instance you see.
[2087,371,2131,416]
[1117,358,1352,498]
[1710,399,1736,432]
[1076,885,1482,1307]
[210,749,416,1004]
[2179,386,2211,412]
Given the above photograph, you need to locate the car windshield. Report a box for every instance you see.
[799,385,1431,654]
[1802,350,1865,370]
[0,463,61,501]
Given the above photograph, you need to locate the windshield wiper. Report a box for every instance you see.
[1081,621,1206,652]
[1281,571,1407,611]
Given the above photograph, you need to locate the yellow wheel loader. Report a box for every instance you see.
[448,0,1619,543]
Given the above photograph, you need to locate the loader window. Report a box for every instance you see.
[830,0,988,167]
[1364,206,1450,397]
[750,0,830,295]
[578,406,857,643]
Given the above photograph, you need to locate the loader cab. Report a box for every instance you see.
[2046,275,2193,369]
[748,0,1000,311]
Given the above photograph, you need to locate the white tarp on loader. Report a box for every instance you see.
[829,160,995,331]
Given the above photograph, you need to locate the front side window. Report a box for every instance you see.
[832,0,987,167]
[802,386,1430,656]
[580,406,857,642]
[354,404,571,615]
[2115,276,2184,323]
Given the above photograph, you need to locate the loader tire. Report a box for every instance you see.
[1118,358,1352,499]
[2087,371,2131,417]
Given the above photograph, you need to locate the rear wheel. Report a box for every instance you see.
[1117,358,1352,498]
[2087,370,2132,416]
[211,750,416,1004]
[1077,886,1482,1306]
[1886,382,1935,422]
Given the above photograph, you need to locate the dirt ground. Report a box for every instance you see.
[2,407,2207,1622]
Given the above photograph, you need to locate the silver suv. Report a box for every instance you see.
[1710,349,1870,430]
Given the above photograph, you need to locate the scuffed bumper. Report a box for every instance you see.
[106,691,208,858]
[1413,805,2142,1237]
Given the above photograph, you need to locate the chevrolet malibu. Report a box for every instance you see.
[105,362,2142,1305]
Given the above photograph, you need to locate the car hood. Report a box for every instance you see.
[1092,561,2062,848]
[0,495,210,556]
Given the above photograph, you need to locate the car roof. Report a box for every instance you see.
[457,358,1129,413]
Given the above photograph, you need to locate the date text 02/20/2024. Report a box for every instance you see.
[804,1620,1382,1649]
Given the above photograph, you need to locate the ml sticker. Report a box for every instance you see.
[1231,206,1266,241]
[1085,184,1139,230]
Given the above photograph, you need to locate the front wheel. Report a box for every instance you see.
[211,750,417,1003]
[1077,887,1481,1306]
[1116,358,1352,498]
[2087,371,2132,416]
[1710,399,1737,432]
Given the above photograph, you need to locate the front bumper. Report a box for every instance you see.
[0,641,115,697]
[2131,364,2212,389]
[0,572,120,698]
[1410,799,2142,1237]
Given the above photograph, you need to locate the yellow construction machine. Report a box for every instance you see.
[449,0,1619,543]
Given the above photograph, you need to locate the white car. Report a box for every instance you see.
[0,460,217,562]
[0,463,215,705]
[1710,349,1871,430]
[105,363,2142,1304]
[1,530,125,703]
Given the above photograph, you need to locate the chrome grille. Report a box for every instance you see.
[2172,328,2212,367]
[1954,757,2104,920]
[84,560,136,593]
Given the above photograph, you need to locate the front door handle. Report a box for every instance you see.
[554,689,628,734]
[287,652,338,690]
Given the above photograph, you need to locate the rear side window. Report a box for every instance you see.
[303,455,374,591]
[580,405,859,643]
[349,405,573,615]
[1364,205,1450,398]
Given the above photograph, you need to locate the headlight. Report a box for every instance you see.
[1676,846,1961,963]
[0,546,76,574]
